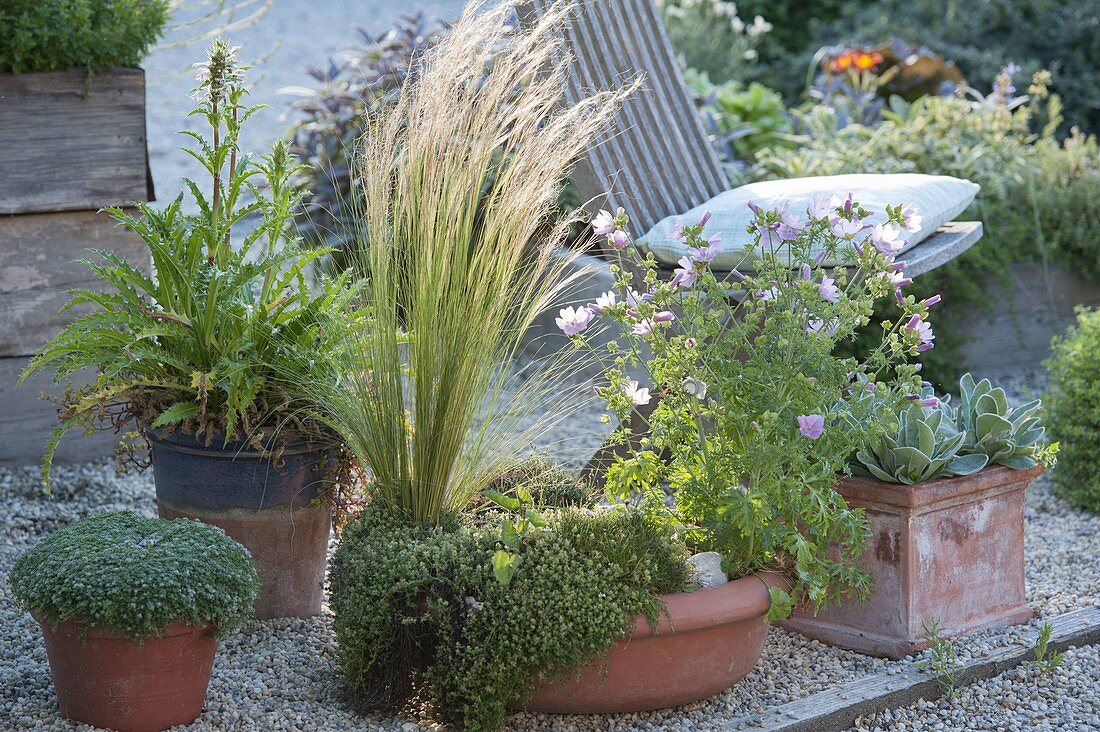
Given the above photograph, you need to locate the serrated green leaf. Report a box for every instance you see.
[766,585,793,621]
[151,402,201,428]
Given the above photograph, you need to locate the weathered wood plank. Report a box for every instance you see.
[901,221,983,279]
[0,209,149,358]
[725,606,1100,732]
[0,357,124,466]
[0,68,152,214]
[959,261,1100,377]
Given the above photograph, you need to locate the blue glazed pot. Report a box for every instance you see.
[148,429,335,619]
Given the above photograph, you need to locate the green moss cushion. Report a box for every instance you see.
[9,511,259,640]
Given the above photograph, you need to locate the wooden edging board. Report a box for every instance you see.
[724,606,1100,732]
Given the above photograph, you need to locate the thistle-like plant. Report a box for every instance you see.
[854,399,988,484]
[955,373,1050,469]
[22,39,366,484]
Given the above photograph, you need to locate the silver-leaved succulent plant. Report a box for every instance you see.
[954,373,1047,469]
[854,397,989,484]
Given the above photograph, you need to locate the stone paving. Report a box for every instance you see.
[143,0,468,199]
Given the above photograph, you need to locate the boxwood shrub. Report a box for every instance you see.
[1044,308,1100,513]
[0,0,169,74]
[9,511,259,639]
[329,502,689,731]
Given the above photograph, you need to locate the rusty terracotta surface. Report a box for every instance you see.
[782,465,1042,658]
[39,619,215,732]
[159,502,331,620]
[516,573,779,714]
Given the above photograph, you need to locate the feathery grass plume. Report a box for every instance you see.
[312,0,635,525]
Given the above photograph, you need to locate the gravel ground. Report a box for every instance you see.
[2,387,1098,731]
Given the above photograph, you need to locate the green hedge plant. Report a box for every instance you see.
[0,0,169,74]
[1044,308,1100,512]
[10,511,259,639]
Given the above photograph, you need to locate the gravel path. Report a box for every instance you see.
[2,453,1097,731]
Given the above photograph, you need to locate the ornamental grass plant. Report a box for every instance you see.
[302,0,631,524]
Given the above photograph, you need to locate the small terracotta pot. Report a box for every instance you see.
[517,573,777,714]
[39,619,216,732]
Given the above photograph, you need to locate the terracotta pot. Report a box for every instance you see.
[39,619,216,732]
[517,574,776,714]
[148,429,333,619]
[782,465,1042,658]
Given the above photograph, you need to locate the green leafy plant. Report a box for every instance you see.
[916,618,962,698]
[1030,621,1065,675]
[657,0,770,86]
[827,0,1100,134]
[9,511,258,640]
[955,373,1053,469]
[685,69,800,163]
[854,399,987,484]
[0,0,169,74]
[298,2,627,525]
[1044,307,1100,513]
[564,195,936,613]
[328,502,688,731]
[21,40,367,484]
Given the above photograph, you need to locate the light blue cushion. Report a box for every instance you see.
[639,174,980,269]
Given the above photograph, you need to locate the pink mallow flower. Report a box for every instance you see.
[901,205,923,234]
[588,291,617,314]
[623,380,651,406]
[691,236,723,263]
[830,216,864,238]
[818,275,840,303]
[608,230,630,249]
[668,220,686,242]
[906,314,935,351]
[670,256,698,288]
[797,414,825,440]
[555,306,593,336]
[871,223,905,255]
[807,194,833,221]
[632,319,655,335]
[592,209,618,236]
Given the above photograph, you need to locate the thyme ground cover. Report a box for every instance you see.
[9,511,259,640]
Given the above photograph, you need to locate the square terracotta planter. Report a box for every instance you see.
[782,465,1043,659]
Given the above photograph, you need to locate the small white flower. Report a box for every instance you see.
[623,380,651,406]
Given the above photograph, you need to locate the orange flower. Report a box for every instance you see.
[829,49,884,74]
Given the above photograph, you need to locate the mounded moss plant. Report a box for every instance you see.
[10,511,259,639]
[1044,307,1100,512]
[328,502,689,731]
[0,0,169,74]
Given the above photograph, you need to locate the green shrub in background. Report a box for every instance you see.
[329,502,689,731]
[9,511,259,639]
[751,74,1100,385]
[1045,308,1100,513]
[685,69,800,165]
[827,0,1100,135]
[0,0,169,74]
[656,0,770,86]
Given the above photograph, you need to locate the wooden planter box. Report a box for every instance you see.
[0,68,152,466]
[781,465,1043,659]
[959,262,1100,377]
